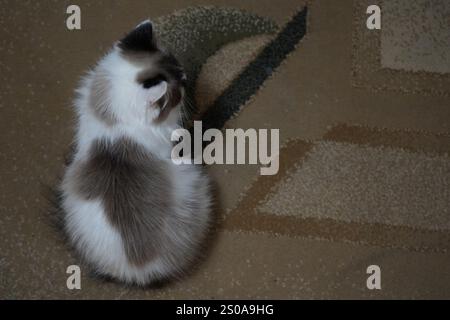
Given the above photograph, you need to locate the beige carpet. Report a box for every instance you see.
[1,0,450,299]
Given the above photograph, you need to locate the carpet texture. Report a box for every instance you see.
[380,0,450,73]
[1,0,450,299]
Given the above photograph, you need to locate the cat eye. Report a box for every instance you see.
[142,74,167,89]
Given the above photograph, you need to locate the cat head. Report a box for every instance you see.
[88,20,186,125]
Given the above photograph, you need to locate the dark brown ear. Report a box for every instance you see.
[155,86,182,123]
[118,20,157,53]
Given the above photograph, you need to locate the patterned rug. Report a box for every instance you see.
[1,0,449,299]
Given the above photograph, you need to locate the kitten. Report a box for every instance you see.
[60,20,212,285]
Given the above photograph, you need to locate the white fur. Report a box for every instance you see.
[61,44,211,285]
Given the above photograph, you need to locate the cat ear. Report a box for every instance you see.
[147,81,167,104]
[118,20,157,52]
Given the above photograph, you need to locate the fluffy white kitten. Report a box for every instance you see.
[60,20,212,285]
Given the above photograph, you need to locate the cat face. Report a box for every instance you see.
[89,20,186,125]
